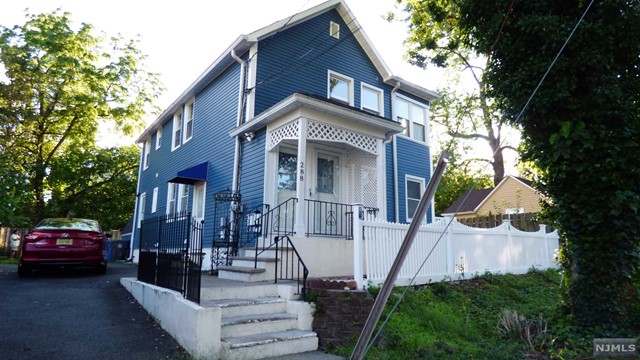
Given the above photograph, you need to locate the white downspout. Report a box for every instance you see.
[130,142,145,262]
[391,82,401,222]
[231,49,245,194]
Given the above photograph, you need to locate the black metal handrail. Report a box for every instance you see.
[274,235,309,297]
[253,197,297,267]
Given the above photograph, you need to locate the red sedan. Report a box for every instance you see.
[19,218,108,276]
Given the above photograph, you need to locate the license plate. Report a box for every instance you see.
[57,239,73,245]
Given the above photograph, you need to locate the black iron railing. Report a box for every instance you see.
[253,198,297,266]
[305,199,378,239]
[138,212,204,304]
[274,235,309,297]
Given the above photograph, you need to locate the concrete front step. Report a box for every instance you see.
[218,265,271,282]
[201,296,287,317]
[240,247,293,258]
[221,329,319,360]
[221,312,298,338]
[201,283,280,301]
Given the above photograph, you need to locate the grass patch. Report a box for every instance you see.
[0,258,18,264]
[330,268,623,359]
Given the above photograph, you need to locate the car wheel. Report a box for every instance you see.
[18,264,31,277]
[96,262,107,274]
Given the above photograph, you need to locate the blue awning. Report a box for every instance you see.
[168,162,208,185]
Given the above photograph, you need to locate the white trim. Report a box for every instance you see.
[143,140,150,170]
[193,182,206,221]
[245,44,258,120]
[171,110,182,151]
[155,128,162,149]
[327,70,354,106]
[137,192,146,228]
[393,135,399,222]
[329,21,340,39]
[151,187,158,213]
[376,138,386,219]
[405,174,425,223]
[130,148,144,258]
[361,82,384,116]
[183,98,195,144]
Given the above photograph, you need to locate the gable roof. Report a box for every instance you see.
[136,0,439,143]
[442,175,537,216]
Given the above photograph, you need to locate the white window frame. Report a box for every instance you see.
[155,128,162,149]
[167,183,177,215]
[329,21,340,39]
[193,182,206,221]
[137,192,146,228]
[327,70,354,106]
[183,99,194,143]
[172,110,182,151]
[405,175,425,223]
[143,140,150,169]
[151,187,158,213]
[396,95,429,144]
[361,83,384,116]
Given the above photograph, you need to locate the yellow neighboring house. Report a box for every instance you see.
[442,175,543,219]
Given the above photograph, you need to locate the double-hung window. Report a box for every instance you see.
[406,176,425,222]
[167,183,189,215]
[143,140,151,169]
[184,100,194,143]
[155,128,162,149]
[361,83,384,115]
[172,110,182,151]
[396,96,429,143]
[328,70,354,106]
[137,192,146,228]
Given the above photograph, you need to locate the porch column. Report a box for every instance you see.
[376,138,386,219]
[294,117,308,235]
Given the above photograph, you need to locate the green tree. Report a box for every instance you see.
[400,0,640,333]
[46,144,139,230]
[0,10,161,224]
[388,3,519,186]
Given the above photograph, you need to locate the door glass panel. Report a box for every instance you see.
[317,158,335,194]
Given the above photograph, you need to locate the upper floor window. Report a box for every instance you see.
[396,96,428,143]
[328,70,354,106]
[155,128,162,149]
[172,110,182,151]
[184,100,194,143]
[137,192,146,228]
[361,83,384,115]
[143,140,151,169]
[329,21,340,39]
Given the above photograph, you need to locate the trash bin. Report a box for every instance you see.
[109,240,130,261]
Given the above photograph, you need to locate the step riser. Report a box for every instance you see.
[221,302,286,318]
[222,336,319,360]
[201,285,279,301]
[240,249,291,258]
[221,318,298,338]
[218,269,273,282]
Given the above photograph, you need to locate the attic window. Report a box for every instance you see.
[330,21,340,39]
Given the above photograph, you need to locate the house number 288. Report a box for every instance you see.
[299,161,304,181]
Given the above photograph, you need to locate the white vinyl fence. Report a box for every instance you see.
[352,207,559,289]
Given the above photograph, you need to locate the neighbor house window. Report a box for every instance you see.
[328,70,354,106]
[155,128,162,149]
[330,21,340,39]
[172,110,182,151]
[193,183,205,220]
[396,96,428,143]
[406,176,425,222]
[361,83,384,115]
[151,187,158,213]
[184,99,194,143]
[137,192,146,228]
[143,140,151,169]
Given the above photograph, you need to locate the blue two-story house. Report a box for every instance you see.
[131,0,439,278]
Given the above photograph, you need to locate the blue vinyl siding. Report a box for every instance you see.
[133,62,241,249]
[239,128,266,213]
[395,137,433,223]
[253,10,393,119]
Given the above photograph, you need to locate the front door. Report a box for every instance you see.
[275,149,297,233]
[309,150,344,235]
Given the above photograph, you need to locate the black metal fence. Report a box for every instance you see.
[138,212,204,304]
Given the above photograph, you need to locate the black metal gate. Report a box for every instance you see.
[138,212,204,304]
[211,190,242,272]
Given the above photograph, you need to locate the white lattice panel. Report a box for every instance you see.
[346,149,378,208]
[268,120,299,150]
[308,121,377,155]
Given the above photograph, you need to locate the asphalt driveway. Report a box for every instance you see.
[0,262,187,360]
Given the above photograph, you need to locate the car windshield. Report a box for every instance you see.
[35,218,101,232]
